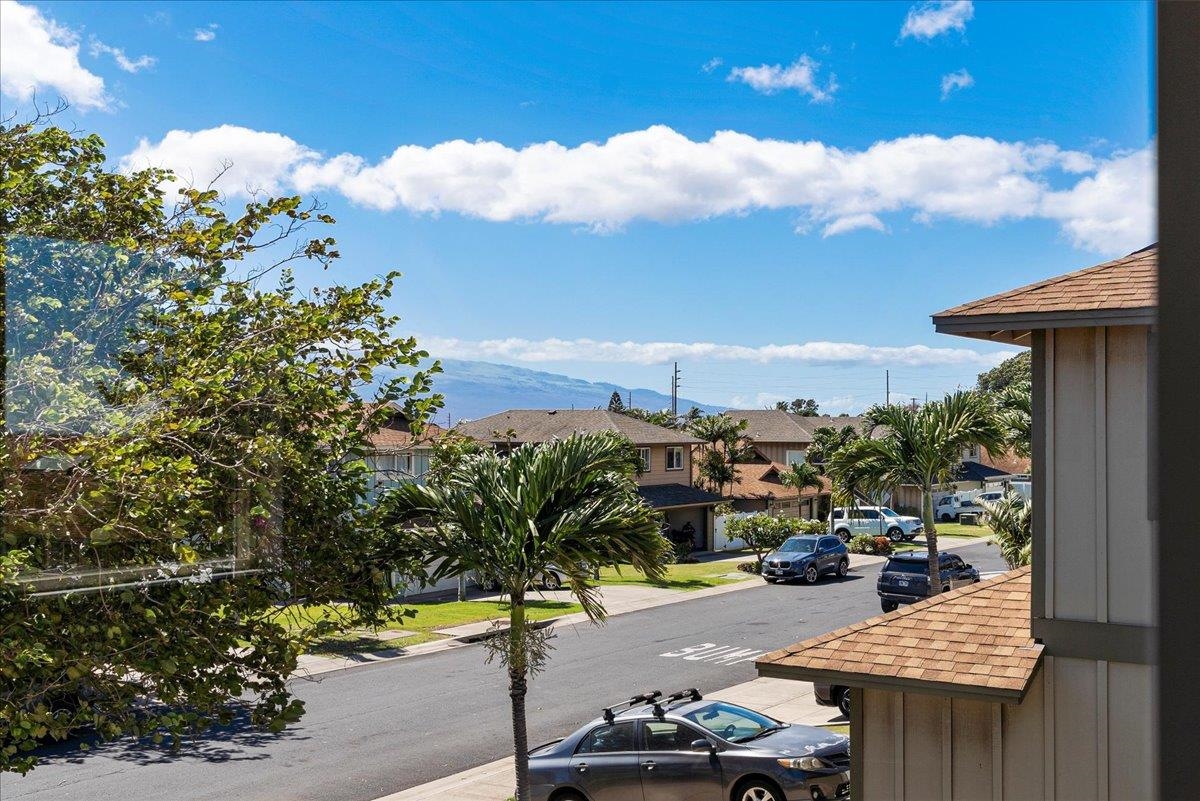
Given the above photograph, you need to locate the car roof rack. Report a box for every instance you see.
[603,691,662,724]
[663,688,703,704]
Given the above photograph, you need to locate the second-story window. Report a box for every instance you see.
[638,447,651,472]
[666,446,684,470]
[785,449,806,465]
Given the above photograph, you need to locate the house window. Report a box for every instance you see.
[638,447,651,472]
[666,446,684,471]
[785,449,806,465]
[965,444,981,460]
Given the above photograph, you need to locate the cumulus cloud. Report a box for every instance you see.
[89,39,156,73]
[120,124,1156,255]
[940,68,974,99]
[727,55,836,101]
[119,125,319,198]
[194,23,218,42]
[0,0,108,109]
[901,1,974,40]
[420,335,1017,370]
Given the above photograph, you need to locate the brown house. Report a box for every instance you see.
[455,409,723,550]
[755,245,1158,800]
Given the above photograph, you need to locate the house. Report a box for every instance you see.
[455,409,723,550]
[720,410,866,518]
[891,447,1032,514]
[755,245,1158,800]
[361,405,446,503]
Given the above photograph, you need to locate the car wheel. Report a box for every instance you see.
[940,512,953,522]
[540,571,562,590]
[942,585,952,594]
[836,558,849,577]
[550,792,586,801]
[835,686,851,718]
[735,778,784,801]
[804,564,820,584]
[835,528,851,543]
[881,599,899,612]
[887,526,904,542]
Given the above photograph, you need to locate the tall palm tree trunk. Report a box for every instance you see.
[922,486,941,594]
[508,595,530,801]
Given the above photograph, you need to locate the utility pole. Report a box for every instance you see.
[628,390,632,409]
[886,370,890,406]
[671,362,680,416]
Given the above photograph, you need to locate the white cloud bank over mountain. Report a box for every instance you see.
[420,335,1017,370]
[120,123,1156,255]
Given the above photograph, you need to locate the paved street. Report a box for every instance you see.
[5,543,1006,801]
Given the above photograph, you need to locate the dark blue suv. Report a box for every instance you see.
[762,535,850,584]
[877,550,980,611]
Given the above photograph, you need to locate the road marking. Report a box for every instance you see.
[660,642,765,665]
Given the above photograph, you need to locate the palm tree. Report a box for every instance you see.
[689,414,754,495]
[779,461,824,518]
[825,391,1006,595]
[381,431,669,801]
[997,381,1032,458]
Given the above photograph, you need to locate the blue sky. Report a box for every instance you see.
[2,1,1155,411]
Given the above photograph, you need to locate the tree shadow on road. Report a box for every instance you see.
[33,707,307,767]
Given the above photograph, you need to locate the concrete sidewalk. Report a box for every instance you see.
[374,677,845,801]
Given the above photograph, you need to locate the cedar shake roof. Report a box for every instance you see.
[723,410,868,444]
[454,409,703,446]
[933,245,1156,342]
[756,567,1042,703]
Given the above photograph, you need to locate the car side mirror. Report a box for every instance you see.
[691,738,715,752]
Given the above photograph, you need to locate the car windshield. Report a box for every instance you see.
[778,538,816,553]
[684,702,783,743]
[879,507,900,517]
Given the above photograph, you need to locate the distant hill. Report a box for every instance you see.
[402,358,723,424]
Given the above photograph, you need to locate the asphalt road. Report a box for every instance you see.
[5,542,1005,801]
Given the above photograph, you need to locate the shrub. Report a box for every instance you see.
[872,536,893,555]
[847,535,894,555]
[737,561,758,573]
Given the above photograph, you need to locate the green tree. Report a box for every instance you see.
[806,424,861,467]
[724,513,809,571]
[980,490,1032,568]
[689,414,753,495]
[1,120,439,772]
[774,398,820,416]
[997,380,1032,458]
[381,432,669,801]
[976,351,1031,394]
[779,461,824,513]
[825,391,1005,595]
[606,390,626,413]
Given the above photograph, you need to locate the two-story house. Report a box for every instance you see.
[755,245,1158,801]
[455,409,723,550]
[721,410,865,518]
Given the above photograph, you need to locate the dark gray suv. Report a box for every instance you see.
[528,689,850,801]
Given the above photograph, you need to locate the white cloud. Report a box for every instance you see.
[420,335,1017,370]
[89,39,156,73]
[194,23,218,42]
[123,124,1155,255]
[900,1,974,40]
[119,125,319,198]
[701,57,723,74]
[1041,144,1157,254]
[0,0,108,109]
[822,213,886,237]
[727,55,837,101]
[940,68,974,99]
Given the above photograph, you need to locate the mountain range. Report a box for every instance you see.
[406,359,723,424]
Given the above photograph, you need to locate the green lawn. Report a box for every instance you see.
[597,554,754,591]
[274,598,583,654]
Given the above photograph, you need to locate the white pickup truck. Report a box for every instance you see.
[934,491,1002,522]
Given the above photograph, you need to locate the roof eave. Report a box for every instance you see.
[755,658,1042,705]
[932,306,1156,341]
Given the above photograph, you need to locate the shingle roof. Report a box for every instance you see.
[637,483,725,509]
[723,461,833,501]
[756,567,1042,702]
[454,409,702,445]
[723,411,867,444]
[933,244,1157,320]
[954,459,1012,483]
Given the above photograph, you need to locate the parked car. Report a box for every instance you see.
[813,682,851,718]
[473,566,565,591]
[528,689,851,801]
[761,535,850,584]
[829,506,924,542]
[876,551,980,611]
